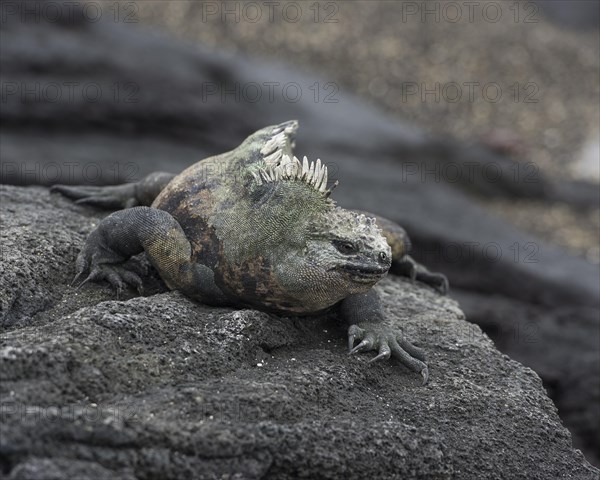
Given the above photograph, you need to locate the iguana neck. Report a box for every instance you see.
[212,181,331,263]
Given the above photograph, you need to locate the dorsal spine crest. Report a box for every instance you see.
[252,154,338,197]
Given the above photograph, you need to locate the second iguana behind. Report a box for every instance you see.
[53,120,448,383]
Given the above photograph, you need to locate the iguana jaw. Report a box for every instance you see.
[333,263,390,285]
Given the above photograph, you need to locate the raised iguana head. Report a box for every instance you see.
[216,122,392,313]
[302,202,393,292]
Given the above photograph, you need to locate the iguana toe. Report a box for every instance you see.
[389,337,429,384]
[395,336,427,362]
[120,269,144,294]
[347,324,365,351]
[368,342,392,363]
[349,337,375,355]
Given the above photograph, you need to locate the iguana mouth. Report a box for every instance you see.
[335,264,388,282]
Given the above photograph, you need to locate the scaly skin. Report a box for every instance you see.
[52,120,448,383]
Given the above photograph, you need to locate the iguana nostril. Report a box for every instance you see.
[378,251,388,263]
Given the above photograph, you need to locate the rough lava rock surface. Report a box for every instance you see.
[1,185,597,479]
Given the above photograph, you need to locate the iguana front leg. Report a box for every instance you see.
[340,289,429,384]
[73,206,228,304]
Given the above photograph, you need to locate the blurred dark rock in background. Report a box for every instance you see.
[1,0,599,469]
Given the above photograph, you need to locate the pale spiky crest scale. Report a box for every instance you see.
[260,132,285,157]
[264,150,282,164]
[313,159,321,187]
[252,154,338,197]
[260,124,294,164]
[254,123,337,196]
[302,156,309,180]
[316,161,326,190]
[308,160,315,181]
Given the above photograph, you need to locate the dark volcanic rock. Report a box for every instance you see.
[1,185,597,479]
[452,288,600,467]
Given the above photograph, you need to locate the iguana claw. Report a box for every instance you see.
[420,368,429,385]
[348,322,429,384]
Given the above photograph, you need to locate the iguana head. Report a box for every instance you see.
[302,205,392,294]
[244,150,391,311]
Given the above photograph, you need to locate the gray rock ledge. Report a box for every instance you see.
[1,185,597,479]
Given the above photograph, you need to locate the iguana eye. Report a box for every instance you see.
[333,240,359,255]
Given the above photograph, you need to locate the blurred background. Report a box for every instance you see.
[135,0,600,262]
[1,0,599,466]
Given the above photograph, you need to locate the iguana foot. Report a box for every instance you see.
[72,233,148,296]
[348,323,429,384]
[416,269,449,295]
[74,262,145,296]
[394,255,449,295]
[51,184,138,209]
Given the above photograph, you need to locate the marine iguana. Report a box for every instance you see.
[52,120,448,383]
